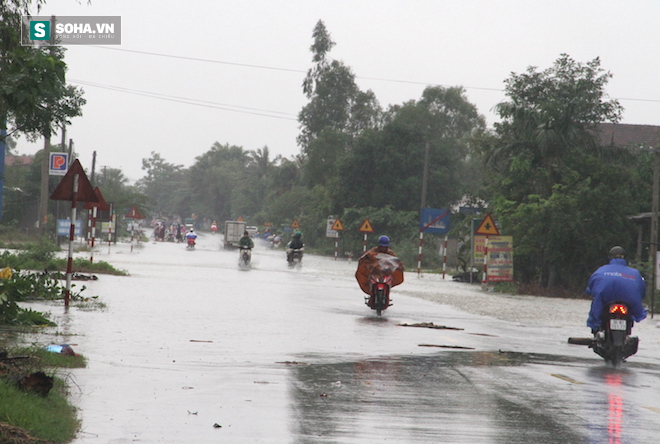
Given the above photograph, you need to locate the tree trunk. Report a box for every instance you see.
[39,131,51,234]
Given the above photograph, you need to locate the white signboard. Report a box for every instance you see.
[326,218,339,238]
[101,221,116,234]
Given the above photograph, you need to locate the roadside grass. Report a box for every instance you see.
[0,251,128,277]
[0,346,86,443]
[0,378,79,443]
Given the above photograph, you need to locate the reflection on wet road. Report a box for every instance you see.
[288,351,656,443]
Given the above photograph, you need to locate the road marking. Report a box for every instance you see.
[550,374,584,384]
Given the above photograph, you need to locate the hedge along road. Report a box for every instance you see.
[23,232,660,443]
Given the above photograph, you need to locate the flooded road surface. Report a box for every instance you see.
[28,234,660,443]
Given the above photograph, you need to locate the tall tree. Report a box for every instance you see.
[335,85,485,211]
[298,20,382,187]
[480,54,637,288]
[136,152,188,217]
[96,166,148,221]
[187,142,249,222]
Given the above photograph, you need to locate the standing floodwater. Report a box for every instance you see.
[24,233,660,443]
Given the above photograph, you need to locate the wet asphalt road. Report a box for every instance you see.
[26,233,660,443]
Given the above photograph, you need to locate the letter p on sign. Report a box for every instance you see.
[49,153,69,176]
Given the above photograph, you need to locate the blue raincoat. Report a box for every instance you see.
[586,258,647,331]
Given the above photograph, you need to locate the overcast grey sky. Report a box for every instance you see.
[17,0,660,183]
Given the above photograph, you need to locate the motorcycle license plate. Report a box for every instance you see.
[610,319,627,331]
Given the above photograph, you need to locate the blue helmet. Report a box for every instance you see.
[378,235,390,247]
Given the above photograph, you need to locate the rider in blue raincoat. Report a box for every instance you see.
[586,246,647,334]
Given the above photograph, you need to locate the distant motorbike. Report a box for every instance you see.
[239,246,252,267]
[288,248,303,268]
[569,301,639,367]
[186,237,196,249]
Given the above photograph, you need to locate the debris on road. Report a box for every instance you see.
[418,344,475,350]
[44,344,77,356]
[398,322,464,330]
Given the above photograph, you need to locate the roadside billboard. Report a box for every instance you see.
[474,235,514,282]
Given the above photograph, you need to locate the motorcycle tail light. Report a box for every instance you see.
[610,304,627,315]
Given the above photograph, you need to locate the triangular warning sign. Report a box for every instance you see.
[125,205,144,219]
[331,219,344,231]
[359,218,374,233]
[50,159,98,202]
[237,216,244,222]
[475,213,500,235]
[83,187,110,211]
[291,219,300,229]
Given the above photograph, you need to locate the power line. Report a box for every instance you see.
[91,46,305,74]
[91,46,502,93]
[90,46,660,103]
[70,79,298,120]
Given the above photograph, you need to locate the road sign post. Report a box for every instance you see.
[330,219,344,260]
[50,159,98,307]
[83,187,109,263]
[417,209,450,276]
[474,214,500,289]
[358,219,374,252]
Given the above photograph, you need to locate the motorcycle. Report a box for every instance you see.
[186,237,196,249]
[591,302,639,367]
[356,253,403,316]
[239,246,252,267]
[288,248,303,268]
[569,301,639,367]
[368,273,393,316]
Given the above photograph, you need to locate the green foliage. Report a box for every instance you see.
[17,238,59,263]
[298,20,382,190]
[480,54,642,289]
[136,151,189,217]
[1,12,85,141]
[335,86,485,212]
[0,271,60,326]
[0,238,120,324]
[0,378,80,443]
[11,345,87,369]
[329,206,419,266]
[0,344,84,443]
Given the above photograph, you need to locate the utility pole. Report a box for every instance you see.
[90,150,97,185]
[39,132,51,234]
[38,15,57,235]
[652,148,659,318]
[420,140,430,210]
